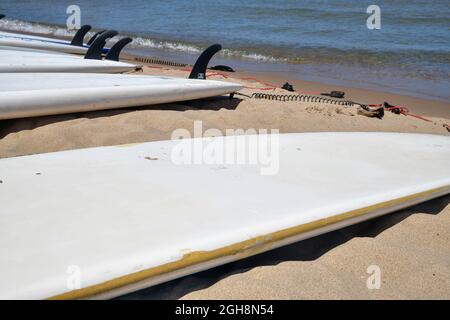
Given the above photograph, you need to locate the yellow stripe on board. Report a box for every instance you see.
[49,186,449,300]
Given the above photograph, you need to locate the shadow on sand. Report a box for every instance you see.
[117,194,450,300]
[0,96,242,140]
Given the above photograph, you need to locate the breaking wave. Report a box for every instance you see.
[0,18,77,37]
[0,18,284,63]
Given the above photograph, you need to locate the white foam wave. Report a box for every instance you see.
[0,18,285,63]
[221,49,285,62]
[130,38,285,62]
[0,18,76,37]
[130,36,201,53]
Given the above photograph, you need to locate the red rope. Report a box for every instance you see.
[384,106,433,122]
[183,68,441,126]
[366,104,433,123]
[206,72,229,78]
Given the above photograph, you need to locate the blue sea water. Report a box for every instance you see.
[0,0,449,101]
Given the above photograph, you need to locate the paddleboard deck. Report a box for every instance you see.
[0,132,449,299]
[0,73,242,119]
[0,29,95,54]
[0,32,89,54]
[0,46,138,73]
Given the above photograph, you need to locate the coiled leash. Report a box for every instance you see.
[134,56,188,67]
[137,57,448,129]
[249,92,355,106]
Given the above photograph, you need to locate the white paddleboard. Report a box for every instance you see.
[0,132,449,299]
[0,73,243,119]
[0,46,137,73]
[0,30,89,54]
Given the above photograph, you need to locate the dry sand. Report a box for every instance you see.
[1,66,449,158]
[1,64,449,299]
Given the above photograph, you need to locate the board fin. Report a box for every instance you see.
[70,25,92,47]
[85,30,118,60]
[188,44,222,79]
[87,30,106,46]
[105,37,132,61]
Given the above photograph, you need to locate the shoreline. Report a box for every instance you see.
[124,47,450,106]
[1,23,449,106]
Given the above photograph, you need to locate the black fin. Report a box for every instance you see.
[0,14,5,19]
[105,37,132,61]
[87,29,106,46]
[188,44,222,79]
[70,25,92,46]
[85,30,118,60]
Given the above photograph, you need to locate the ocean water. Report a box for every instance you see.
[0,0,449,101]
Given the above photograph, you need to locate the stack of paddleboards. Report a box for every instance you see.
[0,25,139,73]
[1,16,450,301]
[0,24,98,54]
[0,45,139,73]
[0,16,242,119]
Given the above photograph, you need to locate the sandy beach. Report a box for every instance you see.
[1,64,449,158]
[1,59,449,300]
